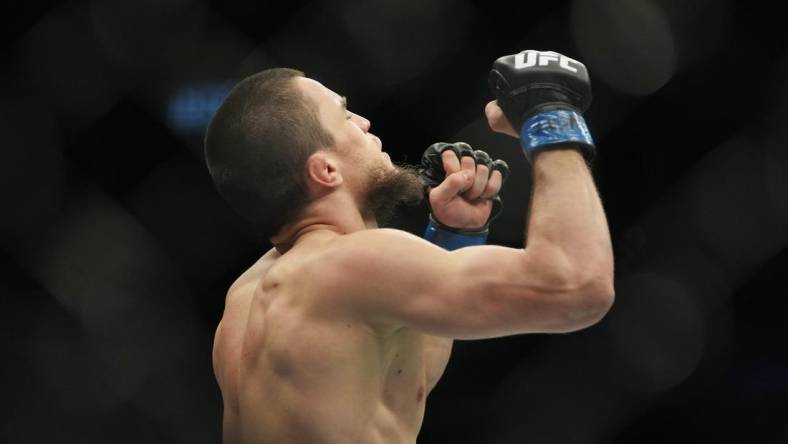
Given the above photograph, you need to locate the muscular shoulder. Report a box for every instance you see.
[313,228,428,269]
[302,228,453,322]
[214,249,279,365]
[213,249,280,396]
[227,248,281,296]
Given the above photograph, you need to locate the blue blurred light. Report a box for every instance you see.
[167,81,234,133]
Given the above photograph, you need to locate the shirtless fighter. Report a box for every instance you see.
[205,50,615,443]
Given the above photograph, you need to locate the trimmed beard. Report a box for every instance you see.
[361,162,425,227]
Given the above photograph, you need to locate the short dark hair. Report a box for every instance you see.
[204,68,335,239]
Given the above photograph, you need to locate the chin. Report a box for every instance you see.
[377,152,393,169]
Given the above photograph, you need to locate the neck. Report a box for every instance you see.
[270,190,377,254]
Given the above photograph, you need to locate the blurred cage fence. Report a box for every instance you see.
[1,0,787,443]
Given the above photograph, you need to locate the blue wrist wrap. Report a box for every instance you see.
[520,110,595,161]
[423,216,487,251]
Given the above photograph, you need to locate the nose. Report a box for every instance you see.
[351,113,371,133]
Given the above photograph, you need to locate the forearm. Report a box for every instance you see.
[525,148,613,281]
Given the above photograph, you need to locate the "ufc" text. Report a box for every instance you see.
[515,51,579,73]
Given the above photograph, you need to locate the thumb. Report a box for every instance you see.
[485,100,519,138]
[430,170,473,204]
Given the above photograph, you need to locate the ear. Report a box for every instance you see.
[305,151,343,190]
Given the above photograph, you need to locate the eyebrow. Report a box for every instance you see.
[340,96,347,110]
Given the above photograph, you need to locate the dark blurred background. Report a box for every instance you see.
[2,0,787,442]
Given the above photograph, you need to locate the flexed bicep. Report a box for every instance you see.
[310,228,608,340]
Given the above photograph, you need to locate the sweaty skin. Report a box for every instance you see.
[211,76,614,443]
[213,243,453,444]
[212,78,456,444]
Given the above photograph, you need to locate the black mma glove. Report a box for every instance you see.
[489,50,596,162]
[419,142,509,231]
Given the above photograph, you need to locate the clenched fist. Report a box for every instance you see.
[419,142,508,231]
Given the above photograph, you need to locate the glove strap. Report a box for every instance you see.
[423,215,488,251]
[520,110,595,162]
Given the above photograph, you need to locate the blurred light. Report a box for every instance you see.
[18,2,124,127]
[482,332,629,444]
[13,188,220,440]
[616,130,787,312]
[30,303,118,413]
[90,0,207,76]
[260,2,371,109]
[762,56,788,226]
[685,135,788,280]
[28,192,199,404]
[167,81,234,133]
[142,20,263,158]
[607,272,705,394]
[571,0,675,96]
[333,0,470,88]
[129,159,255,285]
[0,94,65,246]
[658,0,732,69]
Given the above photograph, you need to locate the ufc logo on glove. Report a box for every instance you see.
[514,50,579,73]
[488,49,595,161]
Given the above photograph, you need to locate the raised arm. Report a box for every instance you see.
[313,191,611,340]
[312,50,614,340]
